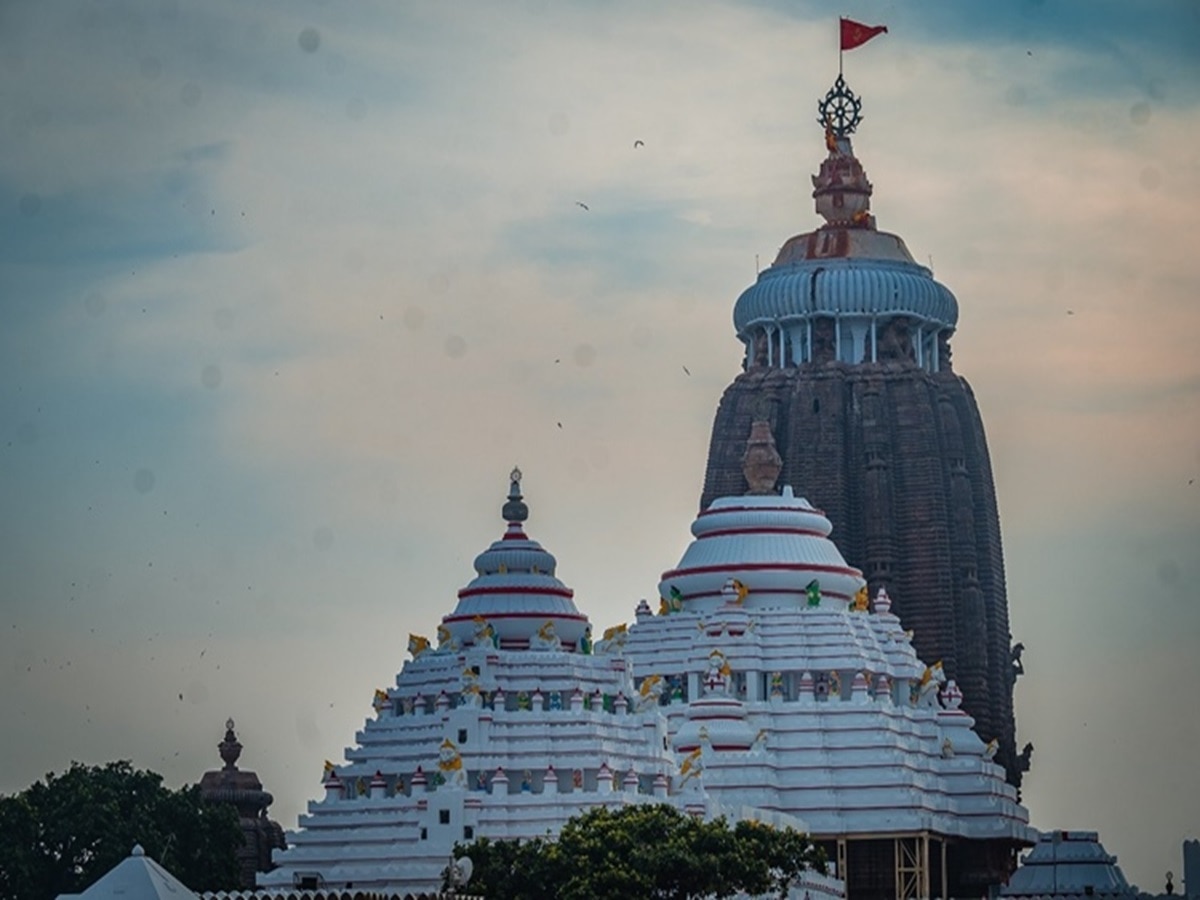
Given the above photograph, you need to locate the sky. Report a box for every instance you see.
[1,0,1198,890]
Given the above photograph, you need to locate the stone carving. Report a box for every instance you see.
[677,747,704,789]
[460,668,483,708]
[752,331,770,368]
[635,675,664,712]
[749,728,769,755]
[850,583,870,612]
[659,586,684,615]
[529,620,561,651]
[437,624,460,652]
[810,318,836,363]
[407,634,431,659]
[742,420,782,494]
[702,649,732,695]
[1016,741,1034,774]
[911,661,946,708]
[471,616,499,649]
[595,623,628,654]
[1011,642,1025,680]
[877,316,914,362]
[437,738,468,789]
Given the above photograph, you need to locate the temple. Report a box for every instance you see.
[251,68,1038,900]
[700,72,1026,787]
[257,469,843,899]
[256,439,1031,897]
[998,832,1138,900]
[197,720,286,889]
[621,419,1033,898]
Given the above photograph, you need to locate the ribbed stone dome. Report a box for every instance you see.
[734,256,959,338]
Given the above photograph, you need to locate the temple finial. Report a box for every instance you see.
[501,467,529,523]
[218,717,242,770]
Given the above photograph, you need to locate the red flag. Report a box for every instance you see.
[840,17,888,51]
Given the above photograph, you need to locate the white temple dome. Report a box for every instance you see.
[659,485,865,613]
[443,469,589,648]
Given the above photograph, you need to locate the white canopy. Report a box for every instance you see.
[56,845,200,900]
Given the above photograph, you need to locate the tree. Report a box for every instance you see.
[450,803,826,900]
[0,761,244,900]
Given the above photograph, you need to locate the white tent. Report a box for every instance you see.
[56,845,200,900]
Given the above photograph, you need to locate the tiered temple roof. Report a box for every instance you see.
[701,71,1023,789]
[623,423,1033,864]
[259,472,843,899]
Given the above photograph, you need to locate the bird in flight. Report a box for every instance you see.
[575,201,589,211]
[682,366,691,376]
[634,140,645,148]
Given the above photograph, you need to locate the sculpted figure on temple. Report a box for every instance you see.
[911,661,946,708]
[437,738,468,789]
[1016,741,1034,774]
[595,623,628,654]
[677,746,704,789]
[752,330,770,368]
[437,623,460,653]
[529,620,562,651]
[702,649,732,695]
[460,668,483,708]
[635,674,664,712]
[408,633,431,659]
[811,318,836,363]
[471,615,499,649]
[1011,642,1025,680]
[750,728,769,755]
[850,583,870,612]
[877,316,915,362]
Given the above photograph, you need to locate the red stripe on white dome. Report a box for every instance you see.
[661,561,861,580]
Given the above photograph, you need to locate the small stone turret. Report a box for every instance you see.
[197,719,286,889]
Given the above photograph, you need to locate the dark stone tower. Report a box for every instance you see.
[700,74,1027,786]
[198,718,287,888]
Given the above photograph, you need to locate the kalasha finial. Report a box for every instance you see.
[742,420,783,494]
[502,467,529,523]
[218,718,242,770]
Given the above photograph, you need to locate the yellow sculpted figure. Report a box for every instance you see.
[472,615,499,648]
[437,738,468,788]
[678,746,704,788]
[407,633,431,659]
[851,583,870,612]
[530,620,561,651]
[595,623,628,654]
[635,674,664,712]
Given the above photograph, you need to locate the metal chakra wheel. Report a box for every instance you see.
[817,74,863,137]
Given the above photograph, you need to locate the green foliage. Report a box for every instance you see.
[450,803,826,900]
[0,760,243,900]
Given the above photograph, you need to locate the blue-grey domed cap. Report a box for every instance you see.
[730,87,960,373]
[734,256,959,337]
